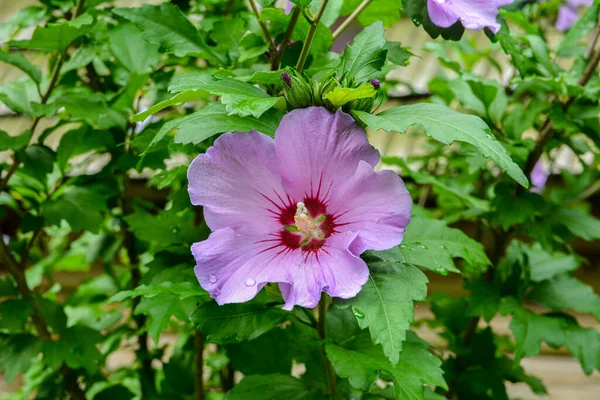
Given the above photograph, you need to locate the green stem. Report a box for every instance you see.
[195,329,205,400]
[317,294,337,396]
[249,0,276,54]
[271,6,301,71]
[296,0,330,73]
[331,0,374,40]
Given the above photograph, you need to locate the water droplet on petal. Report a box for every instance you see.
[375,218,381,223]
[245,277,256,287]
[208,274,217,283]
[235,233,241,237]
[352,307,365,319]
[212,289,221,297]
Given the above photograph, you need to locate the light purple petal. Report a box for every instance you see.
[187,131,288,235]
[530,160,549,193]
[271,107,379,201]
[328,161,412,255]
[427,0,514,34]
[279,231,369,310]
[566,0,593,7]
[556,5,580,31]
[192,228,297,305]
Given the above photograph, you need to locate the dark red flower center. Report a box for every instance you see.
[279,196,336,253]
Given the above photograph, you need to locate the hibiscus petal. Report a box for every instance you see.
[329,161,412,254]
[271,107,379,201]
[427,0,513,34]
[192,228,299,305]
[556,5,579,31]
[188,131,290,234]
[279,232,369,310]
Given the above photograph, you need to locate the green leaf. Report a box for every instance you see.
[146,103,281,153]
[0,334,42,383]
[401,217,490,274]
[224,374,320,400]
[0,52,42,84]
[190,295,287,344]
[353,103,529,187]
[289,0,312,7]
[323,83,376,109]
[0,79,41,117]
[0,276,18,297]
[35,296,67,334]
[385,41,413,66]
[56,127,115,171]
[344,252,428,365]
[0,129,31,152]
[226,327,294,375]
[326,331,447,399]
[93,385,135,400]
[0,298,33,332]
[43,325,103,374]
[11,14,94,52]
[113,3,225,65]
[169,75,281,118]
[19,144,55,183]
[337,21,387,82]
[523,243,579,282]
[548,208,600,241]
[42,187,108,233]
[131,90,209,122]
[124,206,204,249]
[510,309,600,374]
[341,0,401,27]
[528,274,600,320]
[0,7,45,42]
[135,292,195,344]
[108,23,161,75]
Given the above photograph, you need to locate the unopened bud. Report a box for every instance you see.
[281,72,292,88]
[370,78,381,90]
[282,72,313,109]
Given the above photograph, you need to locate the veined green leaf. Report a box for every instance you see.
[402,217,490,274]
[354,103,529,187]
[145,103,281,154]
[10,14,94,52]
[344,251,428,365]
[0,52,42,84]
[323,83,376,109]
[131,90,209,122]
[113,3,226,65]
[169,75,281,118]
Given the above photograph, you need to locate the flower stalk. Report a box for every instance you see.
[332,0,375,40]
[318,294,337,396]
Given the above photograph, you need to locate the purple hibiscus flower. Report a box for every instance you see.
[187,107,412,310]
[427,0,514,33]
[555,0,593,31]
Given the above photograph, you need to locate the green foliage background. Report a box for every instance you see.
[1,0,600,399]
